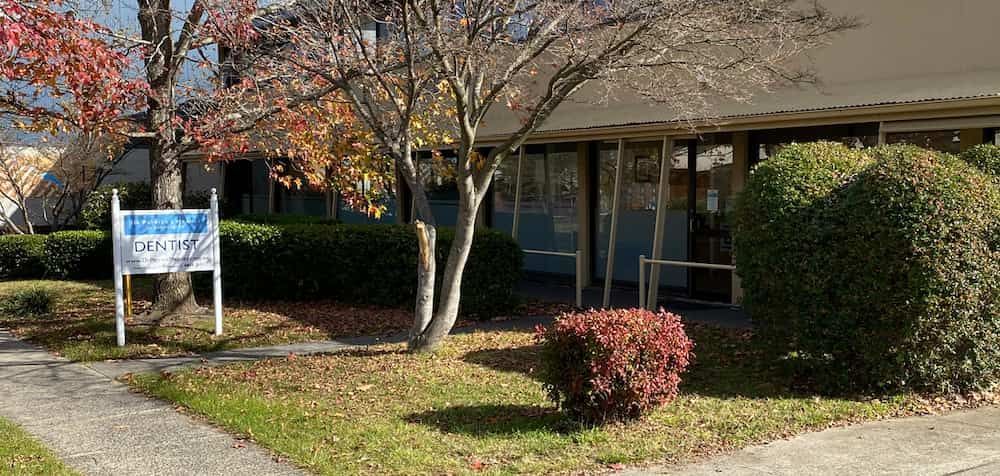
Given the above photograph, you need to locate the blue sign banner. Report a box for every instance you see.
[124,212,209,236]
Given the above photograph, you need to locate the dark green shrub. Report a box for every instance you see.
[42,231,113,279]
[79,182,152,230]
[0,235,47,279]
[4,288,54,316]
[80,182,215,230]
[229,214,340,226]
[217,223,522,318]
[536,308,693,423]
[735,142,1000,393]
[960,144,1000,176]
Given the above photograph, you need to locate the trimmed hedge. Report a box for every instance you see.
[735,142,1000,393]
[0,235,47,279]
[218,223,522,318]
[42,231,113,280]
[4,222,521,317]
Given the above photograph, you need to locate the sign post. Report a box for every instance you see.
[110,188,223,347]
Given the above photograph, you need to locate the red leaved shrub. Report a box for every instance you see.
[535,308,693,423]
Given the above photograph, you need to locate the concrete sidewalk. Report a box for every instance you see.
[630,407,1000,476]
[0,330,303,476]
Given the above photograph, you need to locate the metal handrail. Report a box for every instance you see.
[638,255,737,309]
[524,249,584,308]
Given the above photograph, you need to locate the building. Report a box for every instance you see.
[115,0,1000,306]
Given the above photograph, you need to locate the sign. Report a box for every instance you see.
[118,210,216,274]
[707,189,720,212]
[110,189,224,346]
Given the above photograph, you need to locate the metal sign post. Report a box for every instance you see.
[110,188,224,347]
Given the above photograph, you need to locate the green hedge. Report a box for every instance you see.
[0,235,47,279]
[4,223,521,318]
[42,231,113,279]
[735,142,1000,394]
[217,223,522,318]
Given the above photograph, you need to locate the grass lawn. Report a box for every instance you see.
[0,418,76,475]
[0,280,413,362]
[130,324,932,475]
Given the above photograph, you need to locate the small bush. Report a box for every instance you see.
[536,308,693,423]
[79,182,152,230]
[960,144,1000,176]
[42,231,113,279]
[5,288,54,316]
[735,142,1000,393]
[0,235,47,279]
[80,182,215,230]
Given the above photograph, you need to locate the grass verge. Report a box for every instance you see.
[130,325,932,475]
[0,280,412,361]
[0,418,76,475]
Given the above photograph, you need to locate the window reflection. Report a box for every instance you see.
[493,143,579,274]
[885,130,962,154]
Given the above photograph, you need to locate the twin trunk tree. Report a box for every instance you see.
[251,0,856,352]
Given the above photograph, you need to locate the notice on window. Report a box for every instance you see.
[707,189,720,212]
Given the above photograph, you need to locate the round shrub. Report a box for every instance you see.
[536,308,693,423]
[735,143,1000,393]
[42,231,113,279]
[4,288,54,317]
[0,235,47,279]
[79,182,152,230]
[960,144,1000,176]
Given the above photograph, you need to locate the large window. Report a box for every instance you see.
[885,130,962,154]
[493,143,579,274]
[751,124,879,165]
[417,151,459,226]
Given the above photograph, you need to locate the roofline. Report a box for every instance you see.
[476,96,1000,145]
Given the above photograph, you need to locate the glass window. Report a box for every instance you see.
[339,179,397,224]
[417,151,459,226]
[885,130,961,154]
[493,143,579,275]
[752,124,879,163]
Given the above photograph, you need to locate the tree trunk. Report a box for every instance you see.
[148,135,201,315]
[409,187,479,352]
[409,219,436,345]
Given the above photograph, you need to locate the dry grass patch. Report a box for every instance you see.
[0,280,412,361]
[130,325,936,475]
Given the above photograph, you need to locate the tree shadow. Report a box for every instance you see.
[459,324,820,401]
[462,343,542,381]
[405,404,581,436]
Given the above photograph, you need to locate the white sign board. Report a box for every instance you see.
[110,189,224,346]
[118,210,217,274]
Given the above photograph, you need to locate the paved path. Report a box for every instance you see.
[629,407,1000,476]
[0,330,303,476]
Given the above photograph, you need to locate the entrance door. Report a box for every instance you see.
[593,138,734,303]
[687,139,734,302]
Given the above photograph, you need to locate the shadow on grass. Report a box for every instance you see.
[459,324,800,401]
[405,404,580,436]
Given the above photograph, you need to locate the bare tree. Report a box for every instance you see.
[0,132,124,234]
[243,0,857,351]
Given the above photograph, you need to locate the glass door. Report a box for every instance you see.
[688,139,734,302]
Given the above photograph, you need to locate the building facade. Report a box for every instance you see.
[107,0,1000,306]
